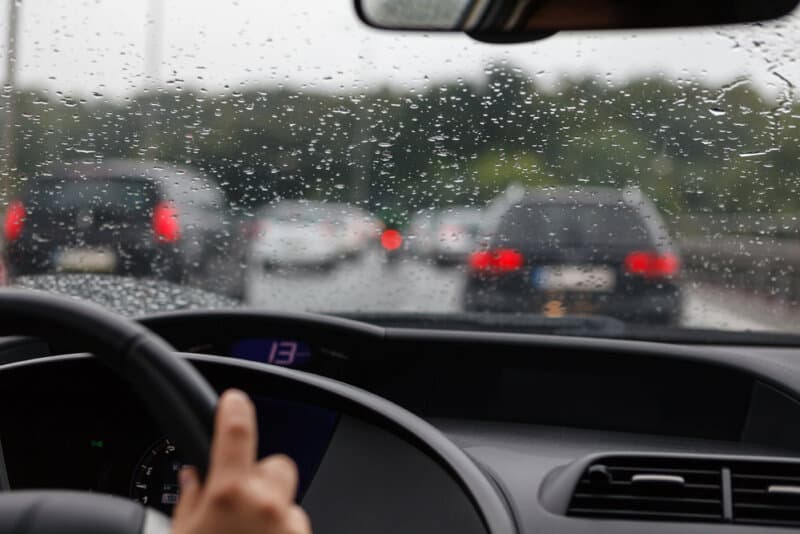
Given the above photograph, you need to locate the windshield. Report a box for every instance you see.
[1,1,800,340]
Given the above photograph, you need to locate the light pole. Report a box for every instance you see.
[349,43,373,207]
[145,0,163,86]
[0,0,19,201]
[141,0,163,157]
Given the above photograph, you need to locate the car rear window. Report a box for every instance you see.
[24,177,158,216]
[437,212,482,236]
[496,203,653,249]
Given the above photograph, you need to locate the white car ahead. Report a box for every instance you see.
[248,201,342,271]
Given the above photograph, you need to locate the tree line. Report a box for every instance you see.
[3,63,799,233]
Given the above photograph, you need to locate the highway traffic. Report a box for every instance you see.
[245,247,793,333]
[4,168,794,334]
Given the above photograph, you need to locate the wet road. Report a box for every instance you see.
[245,249,795,333]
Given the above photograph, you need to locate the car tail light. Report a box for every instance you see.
[242,220,267,239]
[469,249,524,273]
[245,220,269,239]
[624,251,679,278]
[381,229,403,251]
[4,201,25,242]
[152,202,180,243]
[319,221,335,237]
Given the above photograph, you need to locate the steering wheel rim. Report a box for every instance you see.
[0,289,219,533]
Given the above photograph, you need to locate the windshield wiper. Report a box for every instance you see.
[334,312,626,337]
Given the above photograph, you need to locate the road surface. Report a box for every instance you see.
[245,249,797,333]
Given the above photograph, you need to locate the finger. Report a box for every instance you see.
[257,454,299,502]
[284,505,312,534]
[209,389,258,480]
[173,466,201,521]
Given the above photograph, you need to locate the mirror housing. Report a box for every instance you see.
[356,0,800,39]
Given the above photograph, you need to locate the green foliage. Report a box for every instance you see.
[470,150,555,195]
[3,63,798,226]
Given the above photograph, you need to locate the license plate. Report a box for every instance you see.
[56,248,117,273]
[532,265,616,292]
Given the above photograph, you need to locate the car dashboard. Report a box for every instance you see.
[2,310,800,533]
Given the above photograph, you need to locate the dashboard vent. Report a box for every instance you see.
[567,456,723,522]
[731,461,800,527]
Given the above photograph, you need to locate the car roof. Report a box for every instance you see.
[256,199,335,218]
[485,185,660,223]
[438,206,482,216]
[482,185,675,247]
[26,159,226,206]
[40,159,203,182]
[514,186,644,206]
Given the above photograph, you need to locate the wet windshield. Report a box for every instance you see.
[1,1,800,338]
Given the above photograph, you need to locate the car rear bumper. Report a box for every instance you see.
[463,280,682,324]
[6,242,184,281]
[250,252,338,269]
[249,241,340,267]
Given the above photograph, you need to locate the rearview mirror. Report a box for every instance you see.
[356,0,800,37]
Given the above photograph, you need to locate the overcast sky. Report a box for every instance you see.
[2,0,798,99]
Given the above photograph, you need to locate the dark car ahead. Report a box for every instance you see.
[3,160,244,297]
[463,187,682,324]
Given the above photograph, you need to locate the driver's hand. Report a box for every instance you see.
[171,389,312,534]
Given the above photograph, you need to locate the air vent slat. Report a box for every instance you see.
[730,460,800,527]
[733,503,800,515]
[574,493,721,505]
[734,489,800,499]
[579,480,720,491]
[567,457,723,523]
[610,466,720,476]
[566,455,800,527]
[734,474,800,483]
[569,508,722,521]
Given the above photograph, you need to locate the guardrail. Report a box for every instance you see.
[680,236,800,303]
[672,213,800,239]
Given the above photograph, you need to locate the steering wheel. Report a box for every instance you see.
[0,290,218,533]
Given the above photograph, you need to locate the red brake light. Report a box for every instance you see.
[4,201,25,242]
[469,249,524,273]
[153,202,180,243]
[469,251,492,271]
[624,251,679,278]
[495,249,524,271]
[381,229,403,251]
[653,253,680,277]
[624,251,651,274]
[243,220,267,239]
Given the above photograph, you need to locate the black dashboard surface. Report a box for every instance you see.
[138,311,800,533]
[5,310,800,533]
[138,311,800,450]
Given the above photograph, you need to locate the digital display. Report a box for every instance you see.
[252,396,339,499]
[230,338,312,368]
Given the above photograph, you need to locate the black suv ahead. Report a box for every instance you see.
[463,186,682,324]
[3,160,244,296]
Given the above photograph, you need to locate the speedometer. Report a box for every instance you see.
[130,437,183,514]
